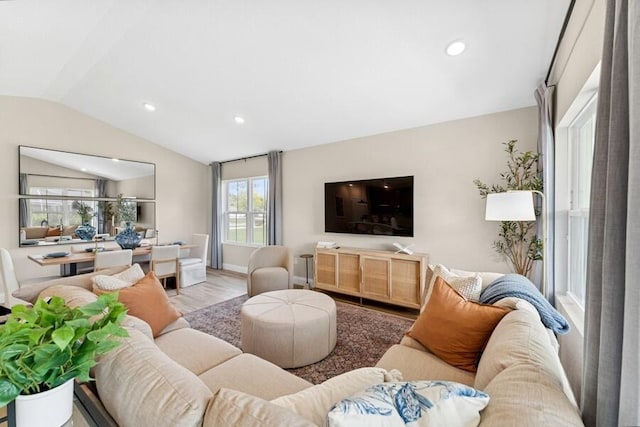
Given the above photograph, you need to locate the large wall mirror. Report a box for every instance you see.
[19,146,155,200]
[18,146,156,247]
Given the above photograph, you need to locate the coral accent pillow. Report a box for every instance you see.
[408,277,510,372]
[116,271,182,337]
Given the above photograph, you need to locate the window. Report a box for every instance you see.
[567,96,596,307]
[223,177,268,245]
[27,187,96,227]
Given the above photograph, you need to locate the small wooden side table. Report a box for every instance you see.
[299,254,314,289]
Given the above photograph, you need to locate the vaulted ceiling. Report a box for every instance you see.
[0,0,570,163]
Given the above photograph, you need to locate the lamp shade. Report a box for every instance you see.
[485,191,536,221]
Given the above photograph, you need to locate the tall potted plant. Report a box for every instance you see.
[473,140,543,278]
[72,200,96,240]
[0,293,128,427]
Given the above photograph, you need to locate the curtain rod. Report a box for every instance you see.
[545,0,576,85]
[213,150,283,165]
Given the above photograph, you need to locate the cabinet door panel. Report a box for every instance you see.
[338,253,360,292]
[316,252,337,289]
[361,256,390,299]
[390,259,421,306]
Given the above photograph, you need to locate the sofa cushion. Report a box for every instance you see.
[408,277,510,372]
[376,344,475,386]
[479,364,583,426]
[198,353,312,401]
[271,367,401,426]
[115,271,182,337]
[155,328,242,375]
[327,381,489,427]
[474,309,568,393]
[38,284,98,308]
[422,265,482,312]
[204,388,315,427]
[92,263,146,291]
[95,328,213,427]
[158,317,191,336]
[13,265,129,303]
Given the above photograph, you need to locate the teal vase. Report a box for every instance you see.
[115,223,142,249]
[75,223,96,241]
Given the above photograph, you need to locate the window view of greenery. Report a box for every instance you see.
[224,177,268,245]
[27,187,95,227]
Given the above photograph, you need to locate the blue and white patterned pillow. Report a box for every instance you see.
[326,381,489,427]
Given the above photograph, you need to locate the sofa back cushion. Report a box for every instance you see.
[474,309,566,392]
[13,265,129,303]
[479,364,584,426]
[95,328,212,427]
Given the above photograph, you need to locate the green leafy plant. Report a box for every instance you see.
[72,200,94,224]
[0,293,128,406]
[111,194,136,225]
[473,140,543,277]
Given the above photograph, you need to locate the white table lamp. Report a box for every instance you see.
[484,190,546,297]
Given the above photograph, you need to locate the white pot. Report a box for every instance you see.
[14,378,74,427]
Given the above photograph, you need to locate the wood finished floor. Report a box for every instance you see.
[165,269,247,314]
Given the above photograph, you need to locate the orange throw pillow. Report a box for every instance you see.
[408,276,511,372]
[115,271,181,337]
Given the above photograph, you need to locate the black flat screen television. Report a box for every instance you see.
[324,176,414,237]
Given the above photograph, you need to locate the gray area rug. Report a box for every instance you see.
[183,294,414,384]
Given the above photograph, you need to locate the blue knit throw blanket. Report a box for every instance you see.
[480,274,570,334]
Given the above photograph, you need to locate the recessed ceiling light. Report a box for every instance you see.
[234,115,245,124]
[445,40,466,56]
[81,168,87,172]
[142,102,156,112]
[112,158,119,162]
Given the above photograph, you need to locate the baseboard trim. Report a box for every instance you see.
[294,275,315,287]
[223,263,248,274]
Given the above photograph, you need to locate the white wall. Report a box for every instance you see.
[283,107,539,279]
[0,96,210,281]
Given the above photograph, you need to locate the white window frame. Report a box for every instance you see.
[222,176,268,246]
[566,95,596,308]
[554,64,600,320]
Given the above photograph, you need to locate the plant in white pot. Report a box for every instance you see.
[0,293,128,427]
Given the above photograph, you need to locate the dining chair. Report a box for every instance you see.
[0,248,20,305]
[151,245,181,294]
[94,249,133,272]
[179,234,209,288]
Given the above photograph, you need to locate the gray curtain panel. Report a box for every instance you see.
[210,162,223,269]
[582,0,640,426]
[95,179,107,234]
[534,82,555,304]
[267,151,283,245]
[19,173,28,228]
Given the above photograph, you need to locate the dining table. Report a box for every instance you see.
[28,244,195,276]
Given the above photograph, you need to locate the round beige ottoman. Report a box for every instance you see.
[241,289,337,368]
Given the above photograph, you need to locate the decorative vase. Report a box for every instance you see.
[75,223,96,241]
[115,222,142,249]
[14,378,74,427]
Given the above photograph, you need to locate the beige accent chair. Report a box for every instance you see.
[151,245,181,294]
[179,234,209,288]
[94,249,133,272]
[247,245,293,297]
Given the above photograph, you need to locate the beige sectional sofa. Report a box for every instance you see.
[12,267,584,426]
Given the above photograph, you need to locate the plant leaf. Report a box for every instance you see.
[0,378,22,407]
[52,325,75,351]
